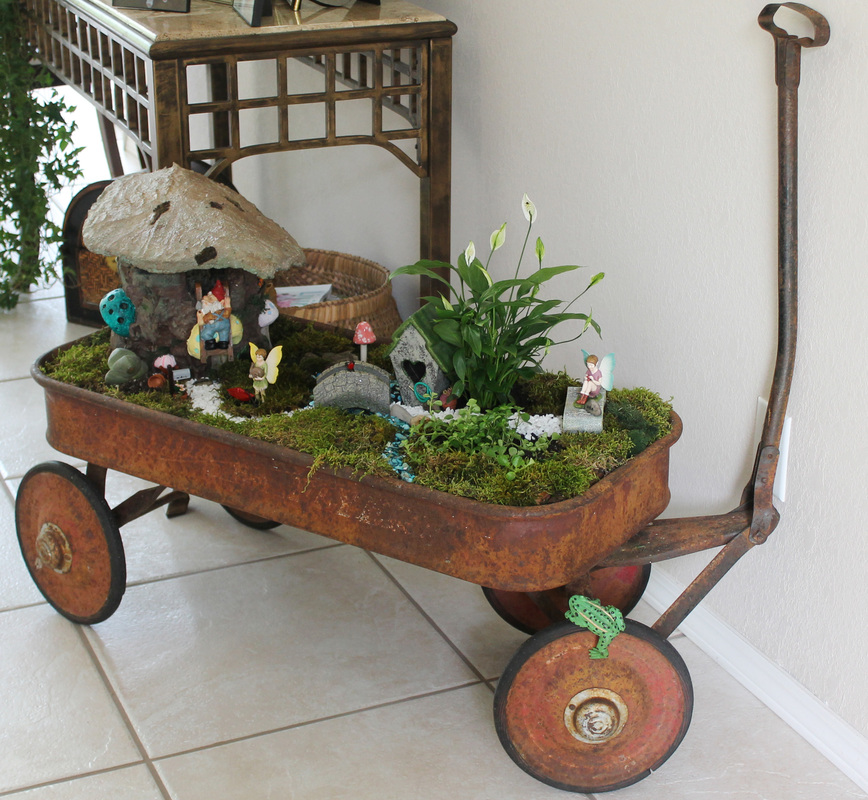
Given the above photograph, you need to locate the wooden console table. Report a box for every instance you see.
[24,0,455,291]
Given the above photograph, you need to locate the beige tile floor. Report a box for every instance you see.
[2,97,866,800]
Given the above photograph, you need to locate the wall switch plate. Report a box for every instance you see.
[754,397,792,504]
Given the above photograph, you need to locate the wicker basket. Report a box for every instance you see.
[272,248,403,338]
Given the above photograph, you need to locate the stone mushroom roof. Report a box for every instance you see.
[82,165,305,278]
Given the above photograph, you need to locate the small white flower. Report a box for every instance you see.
[489,222,507,252]
[522,193,537,223]
[464,240,476,264]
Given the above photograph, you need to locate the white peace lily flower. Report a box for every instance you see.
[479,266,493,287]
[489,222,507,252]
[464,240,476,264]
[522,193,537,223]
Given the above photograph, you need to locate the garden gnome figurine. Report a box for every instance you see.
[353,321,376,362]
[197,280,232,350]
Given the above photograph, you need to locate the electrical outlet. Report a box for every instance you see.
[754,397,792,504]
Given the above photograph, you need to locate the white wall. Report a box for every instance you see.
[240,1,868,739]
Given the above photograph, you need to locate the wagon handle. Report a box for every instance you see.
[758,4,830,49]
[639,6,830,640]
[750,3,828,533]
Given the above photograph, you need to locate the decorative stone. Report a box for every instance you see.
[105,348,148,385]
[313,362,392,416]
[388,403,420,425]
[99,288,136,337]
[82,165,305,277]
[563,387,606,434]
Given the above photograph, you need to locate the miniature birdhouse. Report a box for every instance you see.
[387,304,453,405]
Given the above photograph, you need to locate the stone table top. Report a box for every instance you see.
[76,0,449,50]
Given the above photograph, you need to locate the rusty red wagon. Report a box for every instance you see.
[13,5,826,793]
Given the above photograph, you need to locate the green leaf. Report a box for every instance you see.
[390,261,454,287]
[453,350,467,381]
[433,319,462,346]
[463,324,483,358]
[535,236,545,264]
[524,264,583,286]
[460,257,491,297]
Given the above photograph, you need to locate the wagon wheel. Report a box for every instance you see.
[494,619,693,793]
[15,462,126,625]
[221,505,281,530]
[483,565,651,635]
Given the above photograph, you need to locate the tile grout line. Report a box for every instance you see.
[149,680,487,763]
[363,550,493,684]
[0,763,145,798]
[74,624,175,800]
[121,540,347,589]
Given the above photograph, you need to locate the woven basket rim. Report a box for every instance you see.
[291,248,391,312]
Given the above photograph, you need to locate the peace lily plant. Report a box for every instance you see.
[391,194,604,410]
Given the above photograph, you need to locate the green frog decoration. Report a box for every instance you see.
[565,595,626,659]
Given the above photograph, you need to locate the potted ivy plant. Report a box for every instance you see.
[0,0,82,309]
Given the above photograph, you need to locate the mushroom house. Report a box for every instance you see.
[82,165,306,374]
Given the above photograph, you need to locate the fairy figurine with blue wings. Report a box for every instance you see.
[249,342,283,404]
[574,351,615,412]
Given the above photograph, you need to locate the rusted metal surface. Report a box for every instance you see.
[15,461,126,624]
[111,486,191,527]
[32,351,680,594]
[33,522,73,574]
[494,622,693,792]
[484,565,650,634]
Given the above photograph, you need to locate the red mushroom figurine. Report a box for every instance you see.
[353,321,376,362]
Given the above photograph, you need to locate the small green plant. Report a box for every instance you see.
[391,195,603,410]
[0,1,82,309]
[405,400,554,480]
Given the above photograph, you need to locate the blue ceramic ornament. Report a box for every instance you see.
[99,289,136,337]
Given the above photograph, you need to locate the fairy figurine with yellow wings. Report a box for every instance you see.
[249,342,283,403]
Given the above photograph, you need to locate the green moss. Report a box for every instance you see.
[41,327,112,390]
[405,427,636,506]
[512,370,580,416]
[244,407,395,479]
[36,327,674,506]
[605,387,673,456]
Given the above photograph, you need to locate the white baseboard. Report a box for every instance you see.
[644,569,868,792]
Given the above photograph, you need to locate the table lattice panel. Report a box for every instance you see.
[182,43,429,178]
[25,0,153,164]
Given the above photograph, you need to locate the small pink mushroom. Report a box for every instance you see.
[154,354,177,371]
[353,321,376,362]
[153,354,178,394]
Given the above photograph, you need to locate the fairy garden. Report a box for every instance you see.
[42,166,673,507]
